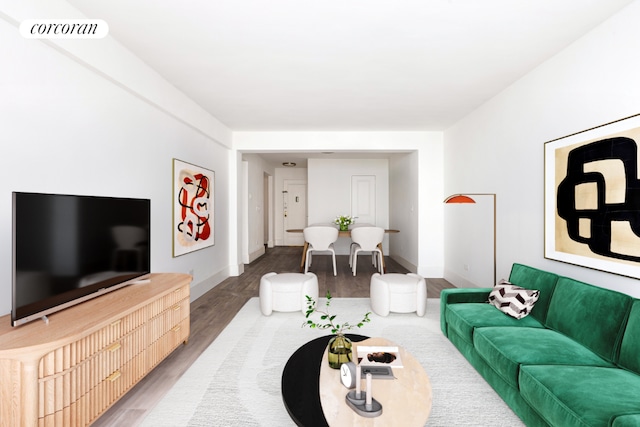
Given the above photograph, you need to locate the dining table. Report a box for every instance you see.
[285,228,400,273]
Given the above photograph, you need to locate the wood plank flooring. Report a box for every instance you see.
[93,246,454,426]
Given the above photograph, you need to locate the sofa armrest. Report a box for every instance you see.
[612,414,640,427]
[441,288,492,304]
[440,288,491,336]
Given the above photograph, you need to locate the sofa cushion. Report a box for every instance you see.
[508,263,559,324]
[520,365,640,427]
[474,326,614,389]
[545,277,633,362]
[618,300,640,374]
[488,280,540,319]
[445,303,544,345]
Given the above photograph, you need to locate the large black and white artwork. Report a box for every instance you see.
[545,114,640,278]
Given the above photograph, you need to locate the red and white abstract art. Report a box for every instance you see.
[173,158,214,257]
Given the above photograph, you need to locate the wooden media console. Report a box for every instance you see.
[0,273,191,427]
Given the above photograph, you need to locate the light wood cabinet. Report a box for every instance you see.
[0,273,190,427]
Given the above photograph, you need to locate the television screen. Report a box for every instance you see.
[12,192,151,326]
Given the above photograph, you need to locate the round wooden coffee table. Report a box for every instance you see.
[282,335,432,426]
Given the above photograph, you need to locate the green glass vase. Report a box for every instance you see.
[327,334,353,369]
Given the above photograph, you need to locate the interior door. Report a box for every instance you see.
[351,175,376,225]
[283,180,307,246]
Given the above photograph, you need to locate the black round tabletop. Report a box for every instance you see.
[281,334,368,427]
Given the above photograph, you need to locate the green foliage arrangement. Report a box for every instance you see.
[334,215,355,228]
[303,291,371,334]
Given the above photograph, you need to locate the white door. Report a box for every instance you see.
[283,180,307,246]
[351,175,376,225]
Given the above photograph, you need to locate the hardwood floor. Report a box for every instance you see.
[93,246,454,426]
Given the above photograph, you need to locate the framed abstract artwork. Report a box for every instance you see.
[544,113,640,278]
[172,159,214,257]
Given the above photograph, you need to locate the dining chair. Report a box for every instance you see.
[349,226,384,276]
[347,223,372,256]
[303,226,340,276]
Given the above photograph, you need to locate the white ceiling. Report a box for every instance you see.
[67,0,634,133]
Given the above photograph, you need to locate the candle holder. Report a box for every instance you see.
[345,373,382,417]
[345,393,382,417]
[346,389,366,406]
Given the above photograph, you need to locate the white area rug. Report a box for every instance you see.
[141,298,524,427]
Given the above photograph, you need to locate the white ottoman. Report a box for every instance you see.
[259,272,319,316]
[370,273,427,317]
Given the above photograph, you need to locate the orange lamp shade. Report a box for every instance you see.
[444,195,476,204]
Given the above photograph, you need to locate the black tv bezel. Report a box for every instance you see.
[11,192,151,327]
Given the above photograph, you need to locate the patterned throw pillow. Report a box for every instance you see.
[488,279,540,319]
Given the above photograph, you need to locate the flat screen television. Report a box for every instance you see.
[11,192,151,327]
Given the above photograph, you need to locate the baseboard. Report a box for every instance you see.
[248,246,266,263]
[389,255,417,274]
[190,266,233,302]
[388,255,443,278]
[443,269,483,288]
[230,262,244,276]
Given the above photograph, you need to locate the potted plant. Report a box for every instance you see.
[303,291,371,368]
[334,215,355,231]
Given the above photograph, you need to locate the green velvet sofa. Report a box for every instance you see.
[440,263,640,427]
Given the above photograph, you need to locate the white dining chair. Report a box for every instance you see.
[303,226,340,276]
[349,226,385,276]
[348,223,372,256]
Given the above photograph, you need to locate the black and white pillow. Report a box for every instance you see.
[488,279,540,319]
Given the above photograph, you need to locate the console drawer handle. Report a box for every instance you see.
[110,319,122,328]
[107,371,121,382]
[107,342,121,353]
[172,326,181,333]
[173,305,181,311]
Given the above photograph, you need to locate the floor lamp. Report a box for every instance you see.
[443,193,496,285]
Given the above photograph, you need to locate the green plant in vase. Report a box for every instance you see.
[334,215,354,231]
[303,291,371,369]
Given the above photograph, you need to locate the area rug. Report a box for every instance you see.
[140,298,525,427]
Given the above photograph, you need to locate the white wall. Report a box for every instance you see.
[0,1,233,317]
[443,0,640,296]
[308,158,389,255]
[233,131,444,277]
[241,154,276,262]
[389,152,420,272]
[444,195,495,287]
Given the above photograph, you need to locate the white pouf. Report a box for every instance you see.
[370,273,427,317]
[259,272,319,316]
